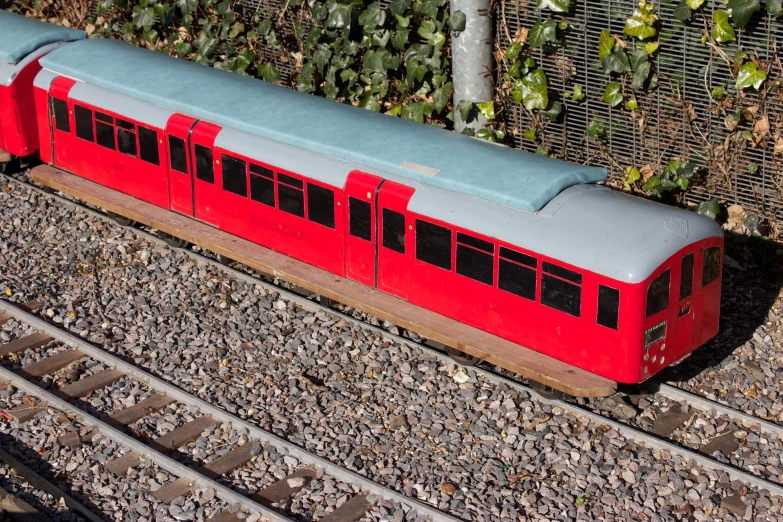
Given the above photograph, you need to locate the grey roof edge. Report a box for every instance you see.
[0,10,85,64]
[0,41,69,86]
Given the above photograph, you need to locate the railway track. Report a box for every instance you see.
[0,300,462,522]
[2,170,783,510]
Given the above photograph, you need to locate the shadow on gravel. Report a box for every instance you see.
[660,230,783,384]
[0,433,105,521]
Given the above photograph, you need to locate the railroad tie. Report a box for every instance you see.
[17,350,85,379]
[77,393,178,446]
[251,468,318,507]
[106,416,218,476]
[0,487,49,522]
[0,301,44,327]
[0,333,53,358]
[152,441,261,504]
[55,369,124,400]
[318,493,372,522]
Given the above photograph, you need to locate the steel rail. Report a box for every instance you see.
[0,300,462,522]
[4,172,783,498]
[0,364,291,522]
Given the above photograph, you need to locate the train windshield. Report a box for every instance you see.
[645,269,670,318]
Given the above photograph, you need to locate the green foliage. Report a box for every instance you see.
[735,61,767,89]
[530,19,557,48]
[598,30,614,59]
[712,10,736,43]
[642,159,700,197]
[602,47,631,74]
[727,0,761,27]
[536,0,571,12]
[603,82,623,106]
[624,2,658,40]
[697,198,720,219]
[624,167,641,190]
[770,0,783,17]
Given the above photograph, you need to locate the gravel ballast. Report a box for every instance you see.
[2,175,783,520]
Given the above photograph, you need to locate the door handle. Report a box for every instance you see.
[678,304,691,318]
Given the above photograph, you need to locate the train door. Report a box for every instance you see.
[164,113,198,216]
[344,171,384,286]
[377,181,415,298]
[190,121,222,225]
[672,251,696,361]
[48,76,76,168]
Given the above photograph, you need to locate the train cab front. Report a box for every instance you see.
[638,235,723,382]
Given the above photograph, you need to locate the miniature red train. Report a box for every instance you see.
[1,11,723,384]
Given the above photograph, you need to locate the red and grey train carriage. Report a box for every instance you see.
[19,33,723,384]
[0,10,84,165]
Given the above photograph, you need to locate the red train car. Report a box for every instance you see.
[0,11,84,164]
[30,38,723,384]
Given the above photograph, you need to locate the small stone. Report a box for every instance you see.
[440,482,458,496]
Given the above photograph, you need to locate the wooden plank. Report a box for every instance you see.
[4,406,47,423]
[152,441,259,503]
[0,489,49,522]
[0,149,11,163]
[107,393,176,426]
[18,350,85,378]
[55,369,124,400]
[58,431,83,449]
[151,478,193,504]
[251,468,317,506]
[104,451,141,476]
[0,334,53,358]
[318,493,371,522]
[32,165,616,398]
[651,407,694,437]
[150,416,217,452]
[207,512,243,522]
[0,301,44,327]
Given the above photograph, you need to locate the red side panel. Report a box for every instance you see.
[344,171,383,287]
[34,82,52,164]
[0,56,46,156]
[49,76,76,168]
[165,113,198,215]
[190,121,221,225]
[377,181,415,298]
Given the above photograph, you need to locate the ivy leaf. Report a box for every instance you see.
[258,62,281,82]
[727,0,760,27]
[536,0,571,12]
[686,0,704,7]
[258,19,272,36]
[645,42,659,54]
[505,42,523,61]
[522,128,537,141]
[174,41,192,57]
[697,198,720,219]
[673,2,693,21]
[405,59,428,83]
[312,45,332,73]
[176,0,198,15]
[478,100,495,119]
[418,20,446,47]
[598,30,614,59]
[358,2,386,28]
[432,82,453,112]
[541,100,563,121]
[735,61,767,89]
[632,63,650,89]
[569,84,585,101]
[769,0,783,17]
[602,47,631,74]
[456,100,475,121]
[234,49,255,73]
[530,19,557,48]
[603,82,623,106]
[518,69,549,111]
[624,167,641,190]
[391,29,409,49]
[326,1,354,29]
[711,10,736,43]
[358,92,381,111]
[624,11,657,40]
[389,0,411,16]
[401,101,434,123]
[340,69,358,88]
[626,95,638,110]
[132,5,156,30]
[229,21,245,38]
[447,11,466,31]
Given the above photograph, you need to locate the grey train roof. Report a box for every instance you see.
[39,38,606,213]
[0,10,85,64]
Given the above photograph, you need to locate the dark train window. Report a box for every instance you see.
[250,163,273,178]
[597,285,620,330]
[168,136,187,174]
[222,155,247,197]
[138,126,160,166]
[456,233,493,285]
[416,219,452,270]
[456,232,493,253]
[52,98,70,133]
[382,208,405,253]
[541,263,582,317]
[646,269,670,317]
[95,121,115,150]
[74,105,94,142]
[680,252,694,300]
[279,184,305,217]
[278,173,304,189]
[456,244,494,285]
[116,118,135,130]
[702,246,721,287]
[542,261,582,284]
[349,197,372,241]
[498,259,536,300]
[499,246,537,269]
[95,111,112,123]
[194,144,214,183]
[307,184,335,229]
[250,172,275,207]
[117,128,137,157]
